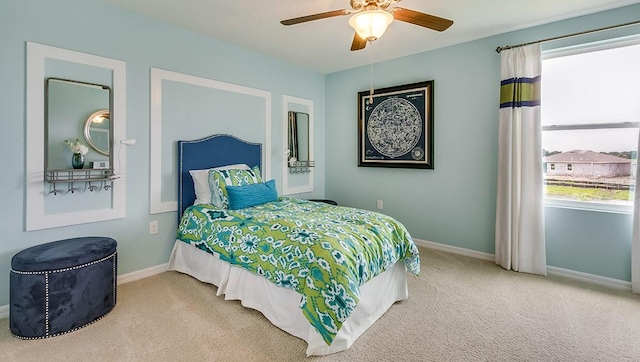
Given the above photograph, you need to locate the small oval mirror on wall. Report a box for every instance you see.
[84,110,110,156]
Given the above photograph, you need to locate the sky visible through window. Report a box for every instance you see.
[542,41,640,153]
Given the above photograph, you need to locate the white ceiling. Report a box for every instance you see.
[95,0,639,74]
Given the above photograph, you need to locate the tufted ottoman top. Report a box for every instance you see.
[11,237,117,272]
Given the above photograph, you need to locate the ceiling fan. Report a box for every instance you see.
[280,0,454,51]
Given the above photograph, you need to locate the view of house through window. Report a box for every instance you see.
[541,37,639,210]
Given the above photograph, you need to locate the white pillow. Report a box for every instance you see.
[189,164,250,205]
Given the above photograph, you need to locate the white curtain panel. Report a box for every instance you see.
[495,44,547,275]
[632,131,640,293]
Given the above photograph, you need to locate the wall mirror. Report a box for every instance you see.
[45,77,112,171]
[281,95,314,195]
[288,111,314,173]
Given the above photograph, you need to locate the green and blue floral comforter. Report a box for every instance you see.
[177,197,420,345]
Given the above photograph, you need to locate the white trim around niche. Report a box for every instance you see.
[282,95,314,195]
[149,68,272,214]
[25,42,127,231]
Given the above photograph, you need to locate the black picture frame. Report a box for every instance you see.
[357,80,434,169]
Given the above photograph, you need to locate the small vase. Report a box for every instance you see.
[72,153,84,169]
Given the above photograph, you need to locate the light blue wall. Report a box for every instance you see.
[1,0,637,309]
[325,4,640,281]
[0,0,326,306]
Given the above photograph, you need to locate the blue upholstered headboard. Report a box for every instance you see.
[177,134,262,220]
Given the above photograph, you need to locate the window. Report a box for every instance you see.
[541,37,639,213]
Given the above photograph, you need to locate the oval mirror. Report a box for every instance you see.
[84,110,110,156]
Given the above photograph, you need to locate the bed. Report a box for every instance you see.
[167,134,420,356]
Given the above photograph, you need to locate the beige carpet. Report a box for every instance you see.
[2,247,640,361]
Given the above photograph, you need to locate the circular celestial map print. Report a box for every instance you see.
[366,98,422,159]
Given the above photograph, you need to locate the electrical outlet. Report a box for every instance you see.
[376,200,383,210]
[149,221,159,235]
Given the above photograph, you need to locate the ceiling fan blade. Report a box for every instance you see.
[350,32,367,51]
[281,9,350,26]
[392,8,453,32]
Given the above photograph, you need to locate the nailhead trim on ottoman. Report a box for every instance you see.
[10,237,117,339]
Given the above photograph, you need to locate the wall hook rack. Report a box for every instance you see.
[288,160,315,174]
[46,169,121,195]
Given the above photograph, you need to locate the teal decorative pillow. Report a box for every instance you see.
[208,166,262,209]
[226,179,278,210]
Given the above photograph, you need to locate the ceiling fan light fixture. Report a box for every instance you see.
[348,9,394,42]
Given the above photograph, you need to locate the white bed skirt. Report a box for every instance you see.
[167,240,409,356]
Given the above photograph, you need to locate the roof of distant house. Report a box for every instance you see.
[544,150,631,164]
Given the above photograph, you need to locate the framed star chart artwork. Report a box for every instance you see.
[357,80,434,169]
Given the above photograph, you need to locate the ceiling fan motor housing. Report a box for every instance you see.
[351,0,398,11]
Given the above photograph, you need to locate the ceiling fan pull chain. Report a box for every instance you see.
[369,41,374,103]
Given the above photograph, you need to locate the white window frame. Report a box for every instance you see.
[542,36,640,215]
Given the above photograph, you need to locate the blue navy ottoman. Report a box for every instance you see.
[10,237,117,339]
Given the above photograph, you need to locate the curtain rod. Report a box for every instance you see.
[495,19,640,53]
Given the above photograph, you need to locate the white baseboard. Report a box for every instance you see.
[0,263,168,320]
[117,263,168,285]
[546,266,631,291]
[2,242,633,320]
[414,238,494,262]
[414,238,632,292]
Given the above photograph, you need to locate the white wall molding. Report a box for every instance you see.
[282,95,314,195]
[25,42,127,231]
[0,263,168,319]
[414,238,632,291]
[149,68,272,214]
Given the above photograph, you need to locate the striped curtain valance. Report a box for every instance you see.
[499,76,541,108]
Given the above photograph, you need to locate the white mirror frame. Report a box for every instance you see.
[282,95,314,195]
[25,42,127,231]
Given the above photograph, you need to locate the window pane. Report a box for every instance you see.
[543,128,637,206]
[541,40,640,209]
[542,43,640,126]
